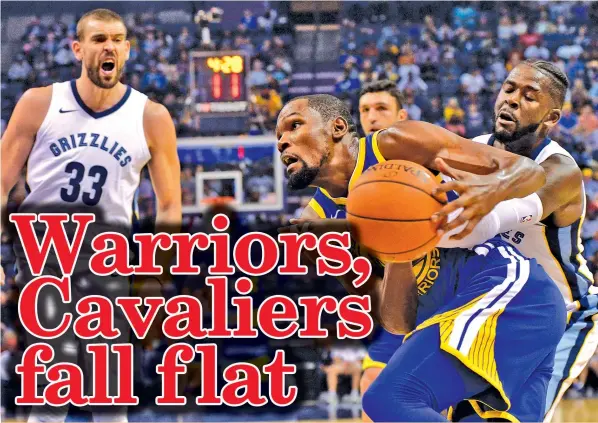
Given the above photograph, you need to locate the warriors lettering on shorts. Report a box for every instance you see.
[48,132,132,167]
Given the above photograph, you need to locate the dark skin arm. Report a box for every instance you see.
[281,206,417,335]
[537,154,583,227]
[376,121,546,237]
[432,147,583,238]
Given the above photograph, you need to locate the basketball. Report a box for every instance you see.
[347,160,447,263]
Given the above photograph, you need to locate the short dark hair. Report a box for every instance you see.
[292,94,357,135]
[77,9,126,40]
[521,60,569,108]
[359,79,405,109]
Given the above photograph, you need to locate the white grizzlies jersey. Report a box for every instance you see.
[473,134,593,310]
[21,80,151,227]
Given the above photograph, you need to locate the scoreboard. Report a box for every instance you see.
[190,51,249,116]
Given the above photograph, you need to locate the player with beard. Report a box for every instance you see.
[435,60,598,422]
[1,8,181,422]
[277,95,567,422]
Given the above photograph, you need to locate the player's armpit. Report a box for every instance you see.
[536,154,583,226]
[1,86,52,214]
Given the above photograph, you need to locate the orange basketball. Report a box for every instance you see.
[346,160,447,263]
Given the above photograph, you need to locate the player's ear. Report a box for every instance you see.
[125,40,131,61]
[543,108,561,131]
[397,108,409,122]
[72,40,83,62]
[332,116,349,141]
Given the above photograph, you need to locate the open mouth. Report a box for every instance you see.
[498,110,516,123]
[281,154,300,173]
[100,59,116,76]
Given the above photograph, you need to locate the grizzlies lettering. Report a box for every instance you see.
[49,132,132,167]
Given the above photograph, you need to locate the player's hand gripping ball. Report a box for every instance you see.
[347,160,447,263]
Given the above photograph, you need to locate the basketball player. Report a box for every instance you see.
[277,94,566,421]
[355,80,409,413]
[0,9,182,422]
[433,60,598,422]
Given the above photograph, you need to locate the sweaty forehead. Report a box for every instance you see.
[508,64,550,90]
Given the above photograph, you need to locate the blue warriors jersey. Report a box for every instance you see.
[308,131,470,323]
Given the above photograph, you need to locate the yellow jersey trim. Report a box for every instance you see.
[362,354,387,370]
[371,130,386,163]
[308,198,326,218]
[348,137,367,192]
[469,399,520,423]
[319,187,347,205]
[404,293,512,414]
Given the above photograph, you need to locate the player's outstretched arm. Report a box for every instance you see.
[1,87,52,220]
[376,121,546,239]
[437,153,583,246]
[143,101,183,282]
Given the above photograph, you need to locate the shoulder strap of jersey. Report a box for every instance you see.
[472,133,493,145]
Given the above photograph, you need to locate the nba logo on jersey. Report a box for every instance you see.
[521,215,532,223]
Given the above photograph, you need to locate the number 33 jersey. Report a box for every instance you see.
[21,80,150,227]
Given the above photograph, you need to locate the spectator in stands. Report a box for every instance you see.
[444,97,465,123]
[7,54,32,82]
[241,9,258,32]
[558,43,584,61]
[573,104,598,151]
[258,7,277,33]
[512,13,528,36]
[359,60,375,85]
[445,114,466,136]
[460,68,485,96]
[534,10,554,35]
[376,61,399,82]
[248,59,268,87]
[398,71,427,94]
[403,89,421,121]
[452,3,477,30]
[253,87,282,129]
[465,102,486,138]
[559,102,579,134]
[423,96,443,125]
[525,40,550,61]
[320,343,365,404]
[141,61,167,94]
[571,78,591,111]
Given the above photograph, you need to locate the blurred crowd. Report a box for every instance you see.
[1,1,598,417]
[2,5,291,137]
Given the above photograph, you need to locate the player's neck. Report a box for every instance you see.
[493,134,545,158]
[75,77,127,113]
[314,137,359,198]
